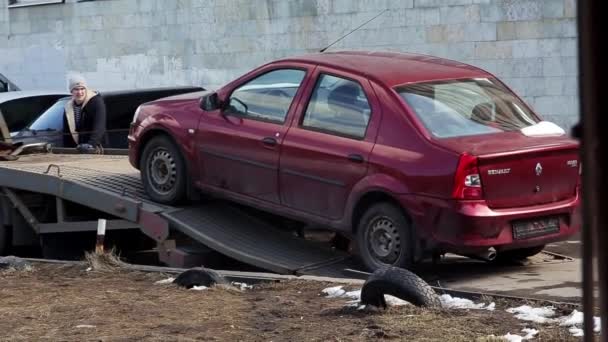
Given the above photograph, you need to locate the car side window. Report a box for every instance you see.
[227,69,306,123]
[301,74,371,139]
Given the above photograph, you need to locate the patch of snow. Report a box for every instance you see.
[154,277,175,285]
[501,328,539,342]
[569,327,584,337]
[559,310,583,326]
[232,282,253,291]
[385,295,410,306]
[506,305,556,324]
[557,309,602,336]
[343,290,361,300]
[75,325,96,329]
[190,286,208,291]
[321,286,405,307]
[322,286,346,298]
[506,307,602,337]
[520,121,565,137]
[502,332,524,342]
[440,294,495,311]
[522,328,539,339]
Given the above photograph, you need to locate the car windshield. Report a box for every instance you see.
[28,98,69,132]
[396,78,540,138]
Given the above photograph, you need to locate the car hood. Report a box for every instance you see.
[148,90,212,103]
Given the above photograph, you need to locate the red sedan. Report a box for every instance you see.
[128,51,581,271]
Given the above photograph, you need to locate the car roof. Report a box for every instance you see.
[278,51,491,87]
[0,90,68,104]
[51,86,205,101]
[95,86,204,97]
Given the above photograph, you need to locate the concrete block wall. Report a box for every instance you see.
[0,0,578,130]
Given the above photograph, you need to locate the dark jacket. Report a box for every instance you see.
[62,91,106,147]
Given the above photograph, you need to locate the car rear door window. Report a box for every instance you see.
[227,69,306,123]
[301,74,371,139]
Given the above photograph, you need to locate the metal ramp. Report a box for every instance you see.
[164,204,347,275]
[0,154,348,275]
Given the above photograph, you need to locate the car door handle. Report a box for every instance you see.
[262,137,277,146]
[347,154,364,163]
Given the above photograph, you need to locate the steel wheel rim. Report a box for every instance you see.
[366,217,401,264]
[148,148,177,195]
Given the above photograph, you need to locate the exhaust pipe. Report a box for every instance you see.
[465,247,497,262]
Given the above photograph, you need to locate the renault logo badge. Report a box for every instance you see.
[535,163,543,176]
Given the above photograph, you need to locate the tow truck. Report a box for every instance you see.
[0,147,350,277]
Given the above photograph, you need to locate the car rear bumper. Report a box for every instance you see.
[403,192,581,254]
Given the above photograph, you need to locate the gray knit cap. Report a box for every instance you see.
[68,74,87,91]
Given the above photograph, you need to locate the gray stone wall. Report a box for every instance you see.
[0,0,578,129]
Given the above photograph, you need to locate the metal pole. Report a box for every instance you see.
[95,219,107,254]
[577,0,606,340]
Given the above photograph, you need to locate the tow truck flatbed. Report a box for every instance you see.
[0,153,348,276]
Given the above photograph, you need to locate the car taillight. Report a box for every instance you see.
[452,153,483,200]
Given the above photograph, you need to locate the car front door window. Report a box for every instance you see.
[227,69,306,123]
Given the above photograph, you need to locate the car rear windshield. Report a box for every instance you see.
[396,78,540,138]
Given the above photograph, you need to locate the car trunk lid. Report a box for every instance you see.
[438,132,580,208]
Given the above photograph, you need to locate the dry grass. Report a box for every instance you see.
[84,248,128,271]
[0,263,592,341]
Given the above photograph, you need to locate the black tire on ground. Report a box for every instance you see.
[356,203,415,271]
[360,266,441,309]
[140,135,187,204]
[173,268,227,289]
[495,245,545,262]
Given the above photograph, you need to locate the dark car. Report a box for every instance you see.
[12,86,204,148]
[128,51,581,271]
[0,91,68,141]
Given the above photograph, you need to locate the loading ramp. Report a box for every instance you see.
[0,154,349,275]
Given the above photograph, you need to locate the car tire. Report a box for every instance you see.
[140,135,187,204]
[360,266,441,308]
[496,245,545,261]
[173,268,227,289]
[356,203,415,272]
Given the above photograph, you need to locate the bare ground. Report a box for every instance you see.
[0,262,590,342]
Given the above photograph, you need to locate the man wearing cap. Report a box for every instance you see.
[63,75,106,151]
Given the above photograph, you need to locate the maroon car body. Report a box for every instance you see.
[128,51,581,270]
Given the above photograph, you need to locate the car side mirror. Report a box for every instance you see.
[199,92,222,111]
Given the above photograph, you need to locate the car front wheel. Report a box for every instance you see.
[356,203,415,271]
[140,135,187,204]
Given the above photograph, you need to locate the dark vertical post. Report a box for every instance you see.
[577,0,606,340]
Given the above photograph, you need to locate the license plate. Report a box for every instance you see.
[512,217,560,240]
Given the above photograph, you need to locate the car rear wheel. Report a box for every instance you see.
[356,203,414,271]
[140,135,187,204]
[496,245,545,261]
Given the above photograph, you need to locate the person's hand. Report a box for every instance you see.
[76,143,95,153]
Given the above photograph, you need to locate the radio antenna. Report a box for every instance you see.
[320,9,389,53]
